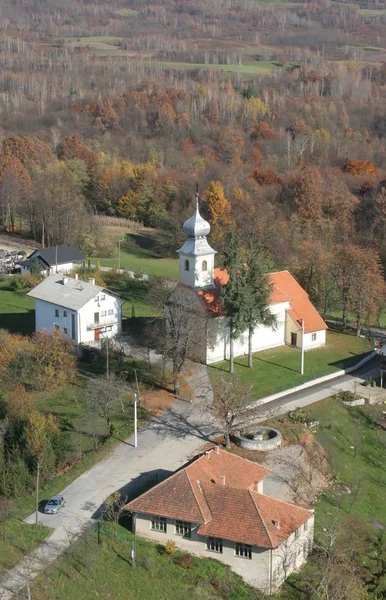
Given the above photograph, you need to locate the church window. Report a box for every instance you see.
[202,260,208,272]
[185,260,190,272]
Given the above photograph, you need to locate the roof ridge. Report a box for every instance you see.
[252,490,313,514]
[186,470,213,524]
[248,489,275,548]
[208,449,271,478]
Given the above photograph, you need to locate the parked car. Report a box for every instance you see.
[44,495,66,514]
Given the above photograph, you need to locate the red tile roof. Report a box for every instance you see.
[124,447,313,548]
[198,485,312,548]
[197,268,327,333]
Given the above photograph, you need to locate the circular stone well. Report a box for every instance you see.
[231,426,281,451]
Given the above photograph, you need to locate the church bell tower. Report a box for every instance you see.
[177,187,216,289]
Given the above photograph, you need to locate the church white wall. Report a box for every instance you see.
[206,303,289,364]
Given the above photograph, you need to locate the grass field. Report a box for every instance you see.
[210,331,372,398]
[0,278,35,334]
[24,521,261,600]
[94,226,179,280]
[104,275,161,319]
[324,307,386,329]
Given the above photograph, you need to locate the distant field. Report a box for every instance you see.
[151,60,279,75]
[59,36,288,74]
[115,7,139,16]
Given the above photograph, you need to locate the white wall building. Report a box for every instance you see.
[28,274,122,345]
[170,192,327,364]
[19,245,85,276]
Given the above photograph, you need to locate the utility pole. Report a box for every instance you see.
[118,238,124,272]
[106,336,109,379]
[300,319,305,375]
[133,393,138,448]
[35,462,40,525]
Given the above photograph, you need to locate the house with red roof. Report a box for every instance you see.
[170,191,327,364]
[125,447,314,592]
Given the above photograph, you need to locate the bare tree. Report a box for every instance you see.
[84,374,131,437]
[163,286,207,379]
[209,375,253,448]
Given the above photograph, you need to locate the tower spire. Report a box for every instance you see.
[177,185,217,289]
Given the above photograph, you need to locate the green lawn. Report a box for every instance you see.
[324,306,386,328]
[24,522,261,600]
[210,331,372,398]
[308,399,386,526]
[93,228,179,280]
[104,275,161,319]
[0,278,35,334]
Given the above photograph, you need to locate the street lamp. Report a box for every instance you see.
[133,392,138,448]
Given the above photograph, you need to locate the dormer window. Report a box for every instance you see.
[185,260,190,272]
[202,260,207,272]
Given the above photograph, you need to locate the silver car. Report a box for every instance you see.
[44,495,65,514]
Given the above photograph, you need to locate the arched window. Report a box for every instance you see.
[202,260,208,272]
[185,260,190,272]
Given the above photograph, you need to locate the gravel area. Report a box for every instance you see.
[261,444,329,505]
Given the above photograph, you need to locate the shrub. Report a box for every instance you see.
[165,539,177,555]
[333,390,358,402]
[9,274,42,291]
[174,552,192,569]
[288,408,310,424]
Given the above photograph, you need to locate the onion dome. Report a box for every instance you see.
[182,192,210,238]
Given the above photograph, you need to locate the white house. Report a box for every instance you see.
[27,274,122,345]
[125,447,314,593]
[171,192,327,365]
[19,245,85,276]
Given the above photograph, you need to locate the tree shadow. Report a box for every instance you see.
[147,407,220,442]
[92,468,173,520]
[0,310,35,335]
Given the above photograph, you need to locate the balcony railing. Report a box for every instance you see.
[87,319,118,331]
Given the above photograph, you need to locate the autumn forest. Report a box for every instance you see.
[0,0,386,327]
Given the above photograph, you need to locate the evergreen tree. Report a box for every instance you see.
[242,250,277,368]
[220,230,248,374]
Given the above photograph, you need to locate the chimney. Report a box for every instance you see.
[215,446,220,454]
[62,276,68,285]
[255,481,262,493]
[74,273,79,280]
[220,475,226,486]
[205,451,210,460]
[88,277,95,285]
[272,519,280,530]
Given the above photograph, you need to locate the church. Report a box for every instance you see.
[173,192,327,365]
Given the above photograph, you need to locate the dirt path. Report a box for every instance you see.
[0,233,36,254]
